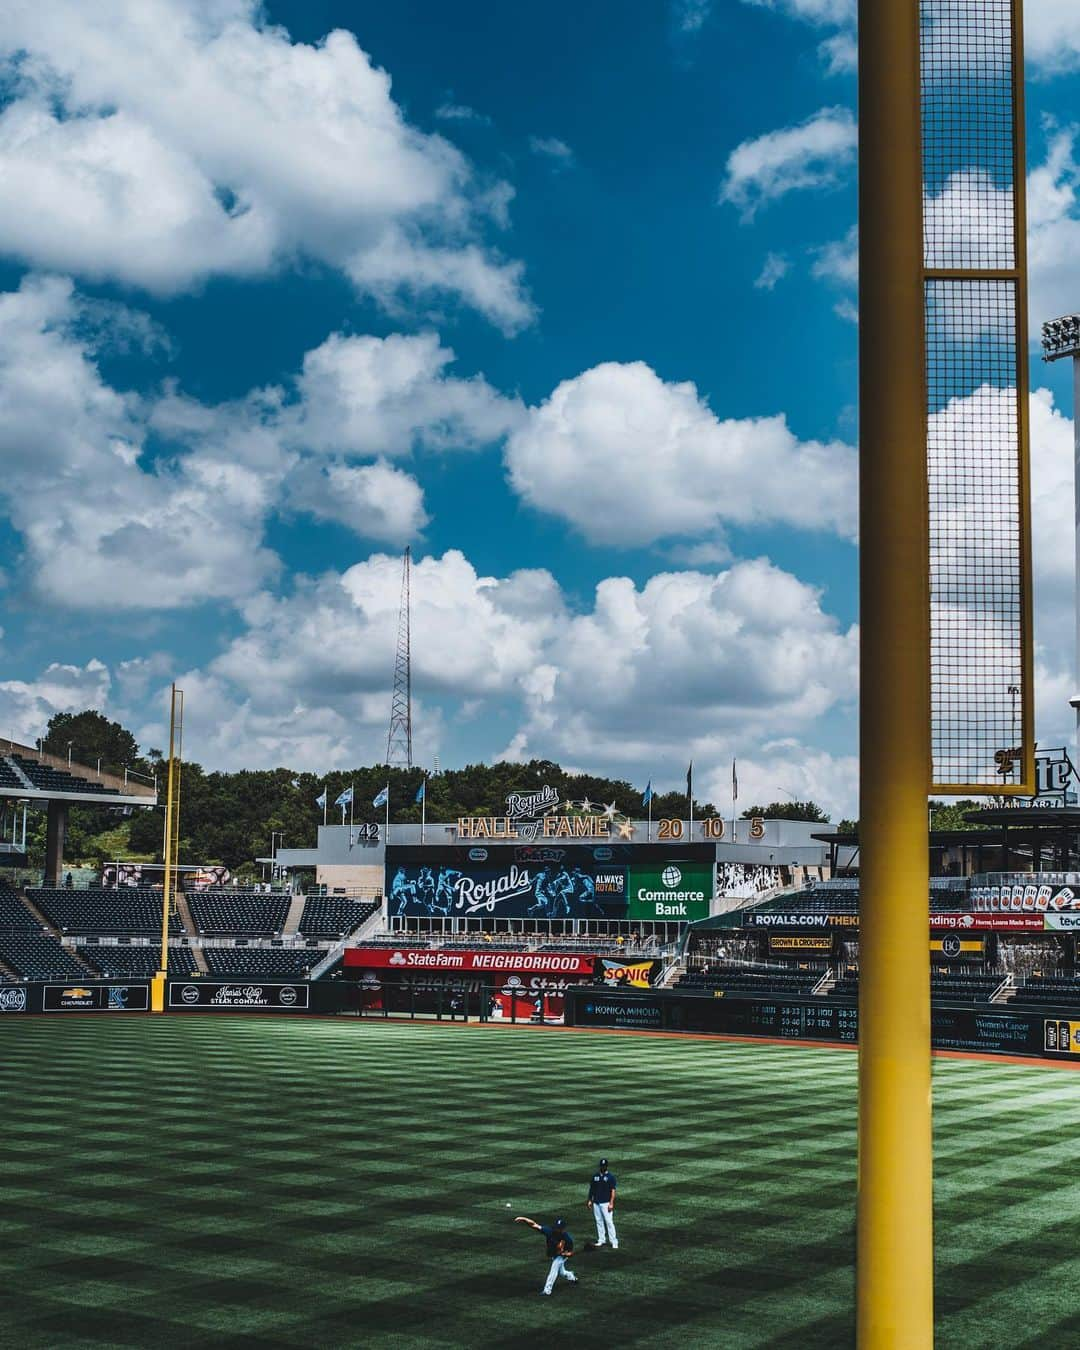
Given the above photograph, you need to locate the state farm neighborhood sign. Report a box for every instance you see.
[343,948,596,976]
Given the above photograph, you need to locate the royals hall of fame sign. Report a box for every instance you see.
[453,784,756,843]
[455,786,637,841]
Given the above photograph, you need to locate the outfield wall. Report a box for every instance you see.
[563,988,1080,1062]
[0,980,349,1015]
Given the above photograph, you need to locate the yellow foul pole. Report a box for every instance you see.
[152,684,183,1013]
[857,0,934,1345]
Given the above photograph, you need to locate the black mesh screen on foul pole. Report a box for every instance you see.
[920,0,1032,792]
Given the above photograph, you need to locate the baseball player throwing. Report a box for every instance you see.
[514,1215,579,1295]
[587,1157,618,1248]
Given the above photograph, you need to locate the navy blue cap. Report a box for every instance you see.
[599,1157,608,1167]
[554,1216,566,1227]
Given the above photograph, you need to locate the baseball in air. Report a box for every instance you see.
[506,1203,512,1207]
[662,865,682,887]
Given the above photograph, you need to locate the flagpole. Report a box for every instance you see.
[350,782,354,829]
[323,785,327,827]
[731,757,737,846]
[385,784,390,844]
[688,762,694,840]
[648,792,652,842]
[421,777,427,844]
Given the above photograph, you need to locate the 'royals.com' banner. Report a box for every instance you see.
[386,844,713,921]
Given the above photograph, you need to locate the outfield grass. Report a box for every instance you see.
[1,1018,1078,1349]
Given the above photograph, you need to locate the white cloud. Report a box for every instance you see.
[435,102,491,126]
[0,278,524,608]
[811,226,857,287]
[291,331,521,457]
[720,107,856,219]
[754,251,790,291]
[741,0,853,20]
[818,31,857,74]
[505,360,858,546]
[510,559,858,787]
[161,550,566,768]
[741,0,1079,79]
[673,0,713,33]
[703,742,859,821]
[1028,129,1080,334]
[812,131,1080,338]
[0,660,111,747]
[0,274,281,610]
[529,136,575,168]
[0,2,531,328]
[286,460,429,544]
[1024,0,1080,77]
[130,549,859,823]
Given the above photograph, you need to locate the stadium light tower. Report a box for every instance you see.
[1041,315,1080,755]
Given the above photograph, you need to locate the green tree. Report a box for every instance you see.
[42,710,141,776]
[740,800,830,823]
[928,800,987,831]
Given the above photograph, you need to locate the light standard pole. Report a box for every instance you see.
[1041,315,1080,766]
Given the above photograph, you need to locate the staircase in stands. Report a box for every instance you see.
[282,893,307,936]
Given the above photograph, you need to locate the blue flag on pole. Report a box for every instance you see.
[642,781,653,806]
[315,790,327,809]
[415,780,426,804]
[373,785,389,808]
[335,786,353,808]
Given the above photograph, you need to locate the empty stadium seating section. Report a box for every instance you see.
[298,897,378,938]
[1013,978,1080,1007]
[203,948,317,978]
[188,891,290,936]
[82,945,199,978]
[0,882,37,930]
[29,887,182,935]
[8,754,120,796]
[0,931,91,979]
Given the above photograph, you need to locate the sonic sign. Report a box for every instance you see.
[455,786,638,841]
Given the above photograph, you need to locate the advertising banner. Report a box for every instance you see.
[169,981,310,1010]
[627,862,712,921]
[100,863,230,889]
[344,948,596,977]
[930,913,1044,932]
[0,985,30,1013]
[1042,914,1080,932]
[599,957,661,987]
[768,935,833,953]
[566,990,1052,1058]
[385,844,712,921]
[42,983,149,1012]
[1044,1019,1080,1055]
[930,935,985,960]
[744,912,860,929]
[970,883,1080,913]
[573,995,666,1030]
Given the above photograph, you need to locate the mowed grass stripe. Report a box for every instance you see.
[0,1016,1074,1349]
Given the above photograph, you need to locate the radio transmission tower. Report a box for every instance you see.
[385,546,413,768]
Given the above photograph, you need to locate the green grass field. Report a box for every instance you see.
[1,1018,1079,1349]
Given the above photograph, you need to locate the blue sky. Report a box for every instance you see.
[1,0,1079,818]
